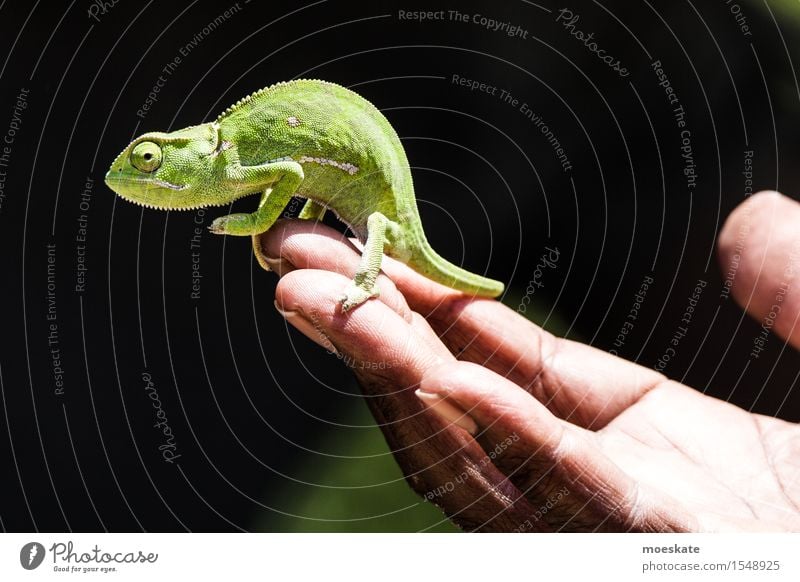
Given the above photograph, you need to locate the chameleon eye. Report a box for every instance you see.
[130,141,162,173]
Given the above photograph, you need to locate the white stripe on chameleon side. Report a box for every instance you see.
[297,155,359,175]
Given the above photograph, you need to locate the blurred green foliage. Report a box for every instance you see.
[763,0,800,21]
[254,400,458,532]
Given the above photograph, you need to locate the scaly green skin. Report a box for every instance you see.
[105,79,504,310]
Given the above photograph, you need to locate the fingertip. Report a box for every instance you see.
[275,269,449,382]
[718,190,800,348]
[274,268,344,315]
[415,388,479,435]
[260,218,358,272]
[719,190,795,257]
[421,361,555,439]
[421,360,488,396]
[718,191,786,257]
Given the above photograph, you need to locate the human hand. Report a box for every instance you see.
[262,190,800,532]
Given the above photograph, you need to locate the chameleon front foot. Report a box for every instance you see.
[339,283,380,312]
[208,213,255,235]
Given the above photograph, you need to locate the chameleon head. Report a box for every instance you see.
[104,123,227,210]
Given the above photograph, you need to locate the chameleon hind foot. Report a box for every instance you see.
[338,211,389,311]
[339,283,380,312]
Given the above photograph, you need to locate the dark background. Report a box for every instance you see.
[0,0,798,532]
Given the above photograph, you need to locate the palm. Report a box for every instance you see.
[597,383,800,531]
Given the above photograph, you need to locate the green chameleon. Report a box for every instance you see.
[105,79,504,310]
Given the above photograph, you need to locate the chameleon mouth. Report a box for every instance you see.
[115,195,202,211]
[109,178,259,212]
[114,190,244,212]
[113,193,246,212]
[108,176,188,191]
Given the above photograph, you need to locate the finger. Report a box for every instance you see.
[274,268,544,531]
[262,219,447,354]
[259,218,499,311]
[419,361,696,532]
[261,220,665,428]
[718,191,800,350]
[275,268,452,367]
[422,298,666,429]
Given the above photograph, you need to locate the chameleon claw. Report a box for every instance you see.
[208,216,227,235]
[208,213,257,236]
[339,284,380,311]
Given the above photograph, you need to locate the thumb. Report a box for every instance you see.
[718,190,800,350]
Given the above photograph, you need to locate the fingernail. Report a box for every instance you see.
[263,255,294,275]
[415,389,478,436]
[274,301,338,354]
[253,236,294,274]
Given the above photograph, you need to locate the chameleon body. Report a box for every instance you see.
[105,79,504,310]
